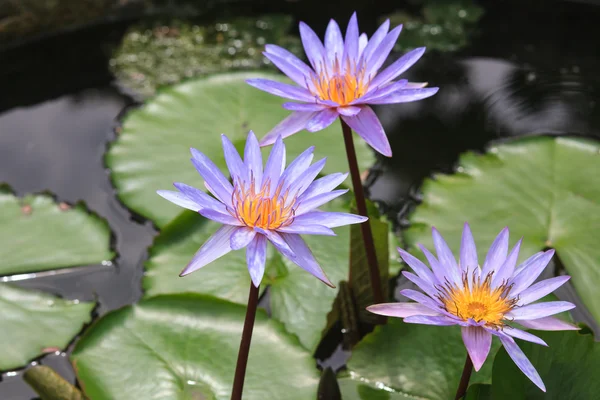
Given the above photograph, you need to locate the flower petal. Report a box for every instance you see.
[460,222,478,277]
[281,232,333,287]
[341,105,391,157]
[481,227,509,277]
[369,47,426,88]
[246,78,316,102]
[418,244,448,288]
[262,136,286,193]
[337,105,362,116]
[299,21,326,70]
[497,334,546,392]
[198,208,242,226]
[306,108,339,132]
[286,157,326,196]
[324,19,343,65]
[358,33,368,57]
[157,190,202,212]
[432,227,461,286]
[295,189,349,215]
[173,183,227,212]
[247,235,267,287]
[360,19,390,66]
[502,326,548,346]
[402,271,439,300]
[291,211,367,228]
[399,289,443,313]
[277,223,335,236]
[190,148,233,203]
[507,301,576,320]
[398,248,436,285]
[367,302,442,318]
[263,45,313,88]
[343,12,359,68]
[260,111,318,147]
[230,227,257,250]
[509,250,555,296]
[517,316,580,331]
[283,102,328,112]
[244,130,263,188]
[299,172,348,201]
[279,146,315,191]
[492,238,522,288]
[180,225,237,276]
[404,315,458,326]
[365,25,402,77]
[366,88,439,104]
[221,134,248,183]
[256,228,295,260]
[356,79,408,103]
[517,276,571,306]
[462,326,492,371]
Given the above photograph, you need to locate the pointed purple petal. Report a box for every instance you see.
[492,238,522,287]
[462,326,492,371]
[247,235,267,287]
[460,222,478,277]
[286,157,326,195]
[279,146,315,191]
[341,106,391,157]
[295,189,349,215]
[198,208,242,226]
[157,190,202,212]
[259,111,318,147]
[299,172,348,201]
[357,79,408,103]
[399,289,443,312]
[306,108,339,132]
[291,211,367,228]
[343,12,359,66]
[517,316,580,331]
[277,222,336,236]
[502,326,547,346]
[262,136,286,193]
[263,47,313,89]
[244,131,263,188]
[299,22,326,70]
[280,232,333,287]
[369,47,426,88]
[507,301,576,320]
[404,315,458,326]
[402,271,439,300]
[221,134,248,183]
[256,228,294,260]
[367,302,442,318]
[190,148,233,203]
[360,19,390,66]
[418,244,447,288]
[246,78,316,102]
[365,25,402,77]
[337,105,362,116]
[517,276,570,305]
[432,227,461,286]
[481,227,509,276]
[510,250,555,296]
[366,87,439,104]
[324,19,343,65]
[498,334,546,392]
[358,33,368,57]
[283,102,327,112]
[180,225,237,276]
[265,44,314,79]
[173,183,227,212]
[230,227,257,250]
[398,248,436,285]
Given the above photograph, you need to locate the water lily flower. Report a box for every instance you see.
[367,224,578,392]
[157,131,367,287]
[246,12,438,157]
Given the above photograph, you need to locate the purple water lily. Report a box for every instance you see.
[157,131,367,287]
[246,12,438,157]
[367,224,578,392]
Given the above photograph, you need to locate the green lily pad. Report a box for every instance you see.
[464,384,491,400]
[337,376,414,399]
[0,188,113,275]
[491,330,600,399]
[346,319,500,400]
[0,284,94,371]
[404,136,600,323]
[107,72,375,227]
[71,294,319,400]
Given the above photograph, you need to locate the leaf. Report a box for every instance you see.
[464,384,491,400]
[0,188,113,275]
[490,330,600,399]
[337,376,415,400]
[0,284,94,371]
[71,294,319,400]
[346,319,500,400]
[317,368,341,400]
[107,72,375,227]
[23,365,85,400]
[404,137,600,324]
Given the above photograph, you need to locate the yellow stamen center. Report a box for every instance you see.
[231,178,296,230]
[310,59,369,105]
[440,273,516,327]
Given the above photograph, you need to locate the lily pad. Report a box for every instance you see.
[0,284,94,371]
[107,72,375,227]
[0,188,113,275]
[404,136,600,323]
[491,330,600,399]
[337,376,414,400]
[71,294,319,400]
[346,319,500,400]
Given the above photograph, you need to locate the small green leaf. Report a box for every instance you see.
[71,294,319,400]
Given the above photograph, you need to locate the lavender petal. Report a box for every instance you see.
[460,222,478,278]
[517,316,580,331]
[418,244,448,289]
[366,87,439,105]
[399,288,444,313]
[402,271,439,300]
[230,227,257,250]
[502,326,548,346]
[492,238,522,288]
[295,189,349,215]
[510,250,555,296]
[507,301,576,320]
[356,79,408,103]
[291,211,367,228]
[343,12,359,67]
[173,182,228,212]
[432,227,461,286]
[277,222,336,236]
[262,136,286,193]
[306,108,339,132]
[368,47,426,88]
[246,78,316,102]
[299,22,326,70]
[324,19,343,65]
[404,315,458,326]
[517,276,571,306]
[279,146,315,191]
[198,208,242,226]
[247,234,268,287]
[462,326,492,371]
[263,47,313,89]
[244,130,263,188]
[286,157,326,196]
[360,19,390,66]
[221,134,248,183]
[299,172,348,201]
[283,102,327,112]
[157,190,202,212]
[281,232,333,287]
[498,333,546,392]
[180,225,237,276]
[337,106,362,116]
[358,33,368,57]
[259,111,318,147]
[365,25,402,77]
[367,302,442,318]
[397,248,437,285]
[341,105,392,157]
[481,227,509,277]
[190,147,233,202]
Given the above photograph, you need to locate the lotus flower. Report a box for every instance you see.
[368,224,578,391]
[157,131,367,287]
[246,12,438,156]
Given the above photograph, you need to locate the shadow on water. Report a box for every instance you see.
[1,0,600,398]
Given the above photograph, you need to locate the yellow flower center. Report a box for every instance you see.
[440,273,516,327]
[310,59,369,105]
[231,179,296,230]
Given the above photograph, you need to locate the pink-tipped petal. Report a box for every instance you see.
[397,248,437,285]
[517,316,580,331]
[341,106,392,157]
[230,227,257,250]
[502,326,548,346]
[460,222,478,277]
[281,232,333,287]
[497,334,546,392]
[299,22,326,70]
[517,276,571,306]
[369,47,426,88]
[190,148,233,202]
[247,235,267,287]
[367,302,442,318]
[291,211,367,228]
[403,315,458,326]
[260,111,318,147]
[180,225,237,276]
[244,130,263,187]
[462,326,492,371]
[246,78,316,102]
[481,227,509,276]
[507,301,576,320]
[306,108,339,132]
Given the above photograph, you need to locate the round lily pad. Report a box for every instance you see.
[337,376,414,399]
[71,294,319,400]
[107,72,375,227]
[404,136,600,324]
[346,319,500,400]
[0,284,94,371]
[0,187,113,275]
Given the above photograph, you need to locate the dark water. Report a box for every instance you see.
[1,1,600,398]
